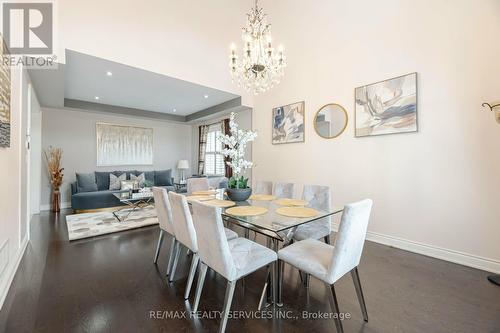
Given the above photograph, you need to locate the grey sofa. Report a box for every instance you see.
[71,170,175,212]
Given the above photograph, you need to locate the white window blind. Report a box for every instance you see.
[204,124,225,176]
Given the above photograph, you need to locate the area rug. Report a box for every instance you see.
[66,206,158,241]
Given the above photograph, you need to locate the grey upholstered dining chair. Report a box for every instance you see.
[278,199,373,333]
[255,181,273,195]
[152,187,176,276]
[187,177,210,193]
[191,201,278,333]
[293,185,332,243]
[168,192,238,300]
[273,182,294,198]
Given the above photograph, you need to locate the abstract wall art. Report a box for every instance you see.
[0,36,11,148]
[355,73,417,137]
[272,101,305,144]
[96,123,153,166]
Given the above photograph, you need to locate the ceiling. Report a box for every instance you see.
[29,50,241,118]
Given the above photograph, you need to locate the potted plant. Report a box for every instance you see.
[44,147,64,213]
[217,112,257,201]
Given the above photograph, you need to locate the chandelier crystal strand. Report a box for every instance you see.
[229,0,286,95]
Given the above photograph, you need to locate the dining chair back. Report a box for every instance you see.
[191,201,236,280]
[273,182,294,198]
[168,192,198,252]
[152,187,177,275]
[167,192,201,295]
[153,187,174,234]
[255,181,273,195]
[293,185,332,242]
[328,199,373,283]
[187,178,210,193]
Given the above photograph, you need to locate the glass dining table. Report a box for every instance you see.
[186,190,344,306]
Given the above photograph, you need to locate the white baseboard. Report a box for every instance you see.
[332,223,500,274]
[0,236,29,311]
[39,202,71,211]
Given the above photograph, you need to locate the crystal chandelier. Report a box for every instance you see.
[229,0,286,95]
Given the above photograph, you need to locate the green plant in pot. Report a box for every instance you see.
[218,112,257,202]
[227,176,252,201]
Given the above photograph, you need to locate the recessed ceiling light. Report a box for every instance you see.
[94,96,100,100]
[106,71,113,76]
[204,94,209,99]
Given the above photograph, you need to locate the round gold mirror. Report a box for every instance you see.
[314,104,348,139]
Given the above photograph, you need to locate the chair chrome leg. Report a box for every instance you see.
[166,237,176,276]
[184,253,200,300]
[326,283,344,333]
[304,273,310,288]
[193,263,208,313]
[278,260,284,305]
[324,235,331,244]
[153,230,165,264]
[168,242,181,282]
[488,274,500,286]
[258,265,270,310]
[351,267,368,322]
[219,280,236,333]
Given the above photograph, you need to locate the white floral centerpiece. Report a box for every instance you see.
[217,112,257,200]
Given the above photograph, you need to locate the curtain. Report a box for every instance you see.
[222,118,233,179]
[198,124,209,175]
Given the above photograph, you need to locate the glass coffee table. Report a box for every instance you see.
[112,191,154,222]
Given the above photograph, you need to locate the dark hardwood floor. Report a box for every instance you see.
[0,210,499,333]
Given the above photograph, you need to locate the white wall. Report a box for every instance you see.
[29,87,42,216]
[41,108,193,208]
[252,0,500,272]
[0,67,30,309]
[56,0,254,107]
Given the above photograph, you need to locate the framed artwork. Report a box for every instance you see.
[355,73,417,137]
[0,36,11,148]
[272,101,305,144]
[96,123,153,166]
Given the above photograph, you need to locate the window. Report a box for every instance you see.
[204,124,225,176]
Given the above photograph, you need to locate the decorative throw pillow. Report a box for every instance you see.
[76,173,98,193]
[109,173,126,190]
[95,172,111,191]
[155,169,173,186]
[130,173,146,188]
[121,180,138,191]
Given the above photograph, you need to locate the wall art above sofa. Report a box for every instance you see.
[96,123,153,166]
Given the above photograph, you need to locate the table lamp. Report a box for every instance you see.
[177,160,189,184]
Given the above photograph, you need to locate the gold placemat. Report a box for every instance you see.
[186,195,215,202]
[225,206,268,217]
[249,194,276,201]
[204,199,235,208]
[274,198,308,206]
[192,190,218,196]
[276,206,319,218]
